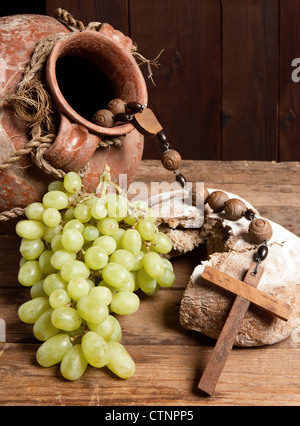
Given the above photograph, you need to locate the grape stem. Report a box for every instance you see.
[95,164,125,198]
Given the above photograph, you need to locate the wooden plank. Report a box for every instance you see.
[222,0,279,161]
[0,342,299,406]
[45,0,130,35]
[279,0,300,161]
[198,263,264,396]
[201,265,292,322]
[129,0,222,161]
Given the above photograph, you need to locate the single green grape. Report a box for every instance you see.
[83,225,99,242]
[106,341,135,379]
[157,267,176,288]
[19,238,44,260]
[81,331,110,368]
[43,273,68,296]
[18,297,50,324]
[137,268,158,294]
[77,295,108,324]
[121,229,142,256]
[33,309,60,341]
[97,217,119,236]
[67,278,90,302]
[39,250,56,275]
[162,258,173,271]
[106,316,122,342]
[86,314,115,339]
[43,190,69,210]
[131,251,145,271]
[61,229,84,252]
[42,208,61,228]
[61,260,90,282]
[25,202,45,221]
[112,228,125,250]
[102,262,132,290]
[51,306,82,332]
[92,235,116,255]
[84,246,108,270]
[18,260,43,287]
[137,218,158,241]
[88,286,112,305]
[48,180,65,192]
[30,280,47,298]
[63,172,82,194]
[36,334,73,367]
[143,252,164,279]
[110,249,136,271]
[51,234,63,252]
[60,344,88,381]
[63,219,84,233]
[50,249,76,270]
[74,203,91,223]
[90,199,108,220]
[16,220,45,240]
[49,289,71,309]
[43,225,62,243]
[110,292,140,315]
[151,232,173,254]
[63,207,75,222]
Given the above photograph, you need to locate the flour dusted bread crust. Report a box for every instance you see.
[150,189,300,347]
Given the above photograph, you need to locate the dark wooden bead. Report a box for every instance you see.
[114,113,134,123]
[176,173,186,188]
[108,98,126,115]
[248,219,273,245]
[207,191,229,213]
[161,149,182,171]
[126,101,144,113]
[256,244,268,262]
[224,198,246,220]
[157,130,168,144]
[243,209,256,221]
[93,109,114,128]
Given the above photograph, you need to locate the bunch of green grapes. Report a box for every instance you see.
[16,167,175,381]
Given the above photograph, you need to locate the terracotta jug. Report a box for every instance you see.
[0,14,148,212]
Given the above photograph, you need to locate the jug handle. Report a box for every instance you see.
[43,113,100,173]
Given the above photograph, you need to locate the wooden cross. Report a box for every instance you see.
[198,263,292,396]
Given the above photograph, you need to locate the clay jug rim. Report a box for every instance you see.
[45,29,148,137]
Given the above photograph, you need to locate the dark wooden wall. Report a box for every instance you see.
[2,1,300,161]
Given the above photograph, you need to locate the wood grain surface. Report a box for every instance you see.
[0,160,299,406]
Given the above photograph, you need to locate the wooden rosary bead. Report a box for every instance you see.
[192,185,209,207]
[161,149,182,171]
[243,209,256,221]
[207,191,229,213]
[224,198,246,220]
[256,244,268,262]
[114,113,134,123]
[93,109,114,128]
[248,218,273,245]
[126,101,144,113]
[176,173,186,188]
[108,99,126,115]
[157,130,168,144]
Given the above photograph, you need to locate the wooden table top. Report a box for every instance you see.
[0,160,299,406]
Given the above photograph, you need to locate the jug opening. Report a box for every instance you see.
[55,55,116,123]
[46,30,148,136]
